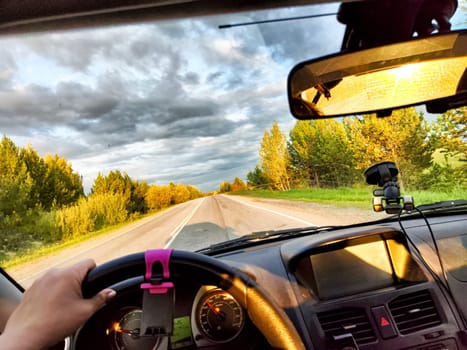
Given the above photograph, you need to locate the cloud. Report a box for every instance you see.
[0,51,16,88]
[253,3,345,63]
[0,4,344,192]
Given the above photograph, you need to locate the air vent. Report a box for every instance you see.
[317,308,377,346]
[389,290,441,334]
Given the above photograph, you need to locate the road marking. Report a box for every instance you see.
[164,197,205,248]
[221,195,317,227]
[18,200,199,284]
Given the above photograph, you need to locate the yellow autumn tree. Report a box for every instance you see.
[259,122,291,191]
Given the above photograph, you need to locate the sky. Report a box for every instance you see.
[0,3,465,192]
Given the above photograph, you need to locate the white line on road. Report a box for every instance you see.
[164,197,205,248]
[221,195,317,227]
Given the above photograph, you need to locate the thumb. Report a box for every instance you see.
[88,289,116,313]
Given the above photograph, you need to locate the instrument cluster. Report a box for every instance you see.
[75,284,266,350]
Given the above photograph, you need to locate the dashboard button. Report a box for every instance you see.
[371,306,397,339]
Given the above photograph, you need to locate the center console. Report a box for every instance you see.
[281,226,464,350]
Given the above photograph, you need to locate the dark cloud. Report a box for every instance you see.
[167,101,219,120]
[153,115,237,139]
[55,82,120,118]
[182,72,200,84]
[207,71,222,83]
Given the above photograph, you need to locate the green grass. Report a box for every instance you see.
[407,190,467,205]
[234,188,466,209]
[234,188,373,209]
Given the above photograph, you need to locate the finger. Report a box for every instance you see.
[87,289,116,313]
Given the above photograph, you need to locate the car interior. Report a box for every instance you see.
[0,1,465,350]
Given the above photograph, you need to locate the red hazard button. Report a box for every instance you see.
[371,306,397,339]
[380,317,390,327]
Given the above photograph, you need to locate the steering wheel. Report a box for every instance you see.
[79,249,305,350]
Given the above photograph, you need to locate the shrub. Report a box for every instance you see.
[145,185,172,210]
[55,193,128,239]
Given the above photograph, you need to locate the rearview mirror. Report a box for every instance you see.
[288,30,466,119]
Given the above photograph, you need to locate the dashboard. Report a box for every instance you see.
[75,283,269,349]
[74,214,467,350]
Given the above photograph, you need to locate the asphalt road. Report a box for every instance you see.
[8,195,320,288]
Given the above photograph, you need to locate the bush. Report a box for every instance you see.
[87,193,128,229]
[55,193,128,239]
[171,184,191,204]
[146,185,172,210]
[55,200,94,239]
[26,209,59,242]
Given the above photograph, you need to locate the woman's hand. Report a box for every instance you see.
[0,259,116,350]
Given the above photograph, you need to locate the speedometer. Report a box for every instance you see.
[196,289,245,342]
[107,308,161,350]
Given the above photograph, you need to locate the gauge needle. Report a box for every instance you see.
[115,328,136,335]
[110,323,137,335]
[206,301,220,315]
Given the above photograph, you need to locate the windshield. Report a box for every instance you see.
[1,3,466,286]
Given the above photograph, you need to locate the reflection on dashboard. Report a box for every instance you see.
[293,232,427,300]
[309,240,395,299]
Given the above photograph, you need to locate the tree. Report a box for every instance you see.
[246,166,269,189]
[43,154,84,209]
[0,137,35,254]
[92,170,131,196]
[131,181,149,213]
[431,107,466,160]
[91,170,146,213]
[259,122,291,191]
[146,183,201,210]
[186,185,203,199]
[0,137,84,212]
[0,136,33,217]
[345,108,432,189]
[426,107,466,190]
[219,181,232,193]
[19,145,48,208]
[231,177,247,192]
[145,185,172,210]
[289,119,357,187]
[171,184,191,204]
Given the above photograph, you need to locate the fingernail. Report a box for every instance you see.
[105,289,117,300]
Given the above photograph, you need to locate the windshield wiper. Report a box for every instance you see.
[414,199,467,212]
[196,225,338,254]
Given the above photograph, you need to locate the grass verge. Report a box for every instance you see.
[234,188,466,209]
[1,211,156,269]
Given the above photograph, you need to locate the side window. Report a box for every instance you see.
[0,270,22,333]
